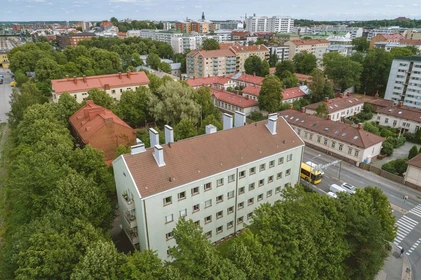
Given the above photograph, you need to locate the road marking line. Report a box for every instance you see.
[409,204,421,217]
[396,221,415,229]
[394,216,419,246]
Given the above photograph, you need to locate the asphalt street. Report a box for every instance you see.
[303,146,421,279]
[0,68,12,123]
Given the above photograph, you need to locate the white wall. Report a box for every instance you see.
[374,113,420,133]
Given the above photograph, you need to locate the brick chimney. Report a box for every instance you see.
[358,123,362,129]
[73,76,77,84]
[324,97,329,102]
[82,75,87,83]
[289,104,293,109]
[66,75,69,80]
[118,72,122,79]
[398,101,403,108]
[301,107,305,113]
[374,91,379,99]
[327,115,331,120]
[127,70,131,78]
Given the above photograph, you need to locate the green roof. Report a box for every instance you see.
[275,33,299,37]
[394,56,421,62]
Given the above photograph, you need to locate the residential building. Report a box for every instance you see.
[176,16,214,34]
[186,49,237,78]
[140,29,183,45]
[354,93,394,112]
[12,24,21,32]
[369,34,405,49]
[282,87,306,103]
[56,33,96,48]
[273,33,299,45]
[285,39,330,61]
[404,153,421,190]
[365,27,405,41]
[384,56,421,109]
[268,45,290,62]
[232,30,250,40]
[405,29,421,41]
[241,85,261,101]
[0,51,9,69]
[51,71,150,103]
[278,110,384,165]
[186,76,235,89]
[175,21,192,33]
[171,35,224,54]
[228,44,269,72]
[326,45,353,56]
[112,114,304,259]
[69,100,136,163]
[245,16,294,33]
[101,20,113,29]
[305,96,364,122]
[253,32,275,41]
[212,20,243,30]
[231,72,264,87]
[126,30,142,37]
[373,103,421,134]
[212,89,259,115]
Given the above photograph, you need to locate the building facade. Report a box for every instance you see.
[404,153,421,190]
[212,89,259,115]
[112,114,304,260]
[374,104,421,134]
[228,44,269,72]
[305,96,364,121]
[51,71,150,103]
[186,49,237,78]
[384,56,421,109]
[245,16,294,33]
[56,33,96,48]
[139,29,183,45]
[285,39,330,61]
[0,51,9,69]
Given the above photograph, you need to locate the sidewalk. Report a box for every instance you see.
[375,243,412,280]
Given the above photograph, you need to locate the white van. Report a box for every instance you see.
[329,184,346,194]
[305,161,325,177]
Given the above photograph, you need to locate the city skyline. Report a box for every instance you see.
[2,0,421,22]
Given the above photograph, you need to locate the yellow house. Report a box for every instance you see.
[0,51,9,69]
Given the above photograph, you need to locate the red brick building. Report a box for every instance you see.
[69,100,136,163]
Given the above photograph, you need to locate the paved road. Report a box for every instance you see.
[303,146,421,280]
[0,68,13,123]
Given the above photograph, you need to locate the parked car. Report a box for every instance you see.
[305,161,325,177]
[329,184,347,194]
[341,182,356,194]
[326,191,338,199]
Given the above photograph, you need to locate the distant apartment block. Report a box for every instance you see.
[245,15,294,33]
[186,49,237,78]
[51,71,150,103]
[369,34,405,49]
[273,33,299,45]
[171,35,224,54]
[112,114,304,259]
[384,56,421,109]
[405,29,421,41]
[56,33,96,48]
[228,43,269,72]
[139,29,183,45]
[176,20,214,34]
[284,39,330,61]
[268,45,290,62]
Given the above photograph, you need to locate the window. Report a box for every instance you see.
[259,164,266,171]
[217,178,224,186]
[286,169,291,176]
[267,190,273,197]
[247,212,253,220]
[227,206,234,214]
[166,232,174,240]
[228,174,235,182]
[239,170,245,178]
[331,142,336,149]
[275,186,281,193]
[227,221,233,229]
[248,197,254,205]
[287,154,292,161]
[339,144,343,151]
[206,231,212,238]
[249,182,255,191]
[257,194,263,201]
[385,118,389,124]
[278,157,284,165]
[165,214,174,223]
[238,202,244,209]
[348,148,353,155]
[277,172,282,179]
[179,209,187,217]
[205,199,212,208]
[227,191,235,199]
[178,191,186,200]
[216,211,223,219]
[355,150,359,157]
[249,167,256,174]
[111,89,116,94]
[163,196,172,206]
[216,195,223,203]
[268,175,274,183]
[191,187,199,196]
[317,136,321,143]
[269,160,275,168]
[216,226,223,234]
[259,179,264,187]
[193,204,200,212]
[239,187,245,194]
[324,138,328,145]
[205,215,212,224]
[237,216,244,224]
[204,182,211,191]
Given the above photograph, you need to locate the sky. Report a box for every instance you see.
[1,0,421,22]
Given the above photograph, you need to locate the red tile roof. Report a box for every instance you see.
[278,110,385,149]
[282,87,306,100]
[122,117,304,197]
[187,49,236,58]
[376,105,421,123]
[295,73,312,83]
[51,72,149,95]
[219,42,241,49]
[381,34,404,40]
[406,153,421,168]
[241,85,261,96]
[400,39,421,46]
[233,73,264,86]
[211,89,259,108]
[232,30,250,36]
[229,44,269,53]
[69,100,135,144]
[305,96,364,114]
[186,76,232,87]
[290,39,330,45]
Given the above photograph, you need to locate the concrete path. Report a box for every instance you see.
[372,142,421,168]
[375,243,412,280]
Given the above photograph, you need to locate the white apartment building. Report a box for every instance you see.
[384,57,421,109]
[138,29,183,44]
[284,39,330,61]
[112,113,304,260]
[171,35,224,54]
[374,104,421,134]
[245,15,294,33]
[304,96,364,122]
[279,110,384,165]
[268,45,290,62]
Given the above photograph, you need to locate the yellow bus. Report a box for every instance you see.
[300,162,322,184]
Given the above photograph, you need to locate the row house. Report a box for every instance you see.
[211,89,259,116]
[305,96,364,122]
[374,103,421,134]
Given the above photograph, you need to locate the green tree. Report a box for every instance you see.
[148,81,201,125]
[323,52,362,92]
[56,92,81,120]
[315,103,329,118]
[279,70,299,88]
[34,57,62,82]
[194,86,220,121]
[360,48,393,95]
[309,68,330,102]
[146,53,161,70]
[269,52,279,67]
[293,51,317,74]
[199,114,222,134]
[14,71,29,85]
[363,122,381,135]
[244,56,262,76]
[158,43,174,59]
[118,87,151,127]
[351,37,370,52]
[201,38,220,50]
[275,60,295,78]
[408,145,419,160]
[159,61,172,73]
[175,118,197,140]
[260,60,270,77]
[115,144,131,158]
[85,88,115,109]
[258,75,282,113]
[390,47,416,57]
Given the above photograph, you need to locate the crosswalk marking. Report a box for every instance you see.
[394,216,419,246]
[409,204,421,218]
[406,238,421,256]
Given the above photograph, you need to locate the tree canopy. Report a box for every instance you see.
[201,38,220,50]
[323,52,362,92]
[293,51,317,74]
[258,75,283,113]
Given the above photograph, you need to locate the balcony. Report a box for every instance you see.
[127,229,139,244]
[122,194,135,211]
[124,210,137,228]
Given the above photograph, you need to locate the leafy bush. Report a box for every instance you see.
[248,111,266,121]
[408,145,419,160]
[352,104,373,124]
[404,130,421,144]
[385,136,405,148]
[363,122,380,135]
[381,141,394,156]
[381,159,408,176]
